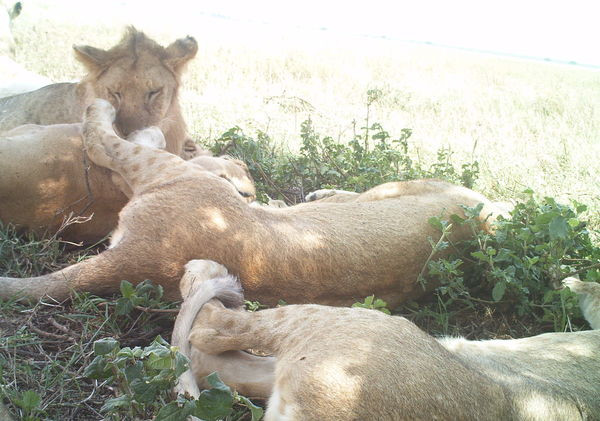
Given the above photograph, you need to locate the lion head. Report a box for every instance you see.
[73,27,197,155]
[188,155,257,203]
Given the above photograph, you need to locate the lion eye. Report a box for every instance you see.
[147,88,163,101]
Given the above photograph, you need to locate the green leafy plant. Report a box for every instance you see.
[422,190,599,329]
[115,279,176,317]
[210,118,478,204]
[84,336,263,421]
[12,390,43,421]
[352,295,391,314]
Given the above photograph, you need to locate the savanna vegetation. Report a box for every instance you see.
[1,2,599,419]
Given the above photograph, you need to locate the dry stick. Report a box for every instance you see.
[561,261,600,280]
[49,317,73,336]
[415,223,453,289]
[49,149,96,240]
[134,305,179,314]
[253,160,293,203]
[27,320,72,342]
[95,302,179,313]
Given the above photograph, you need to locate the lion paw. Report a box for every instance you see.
[305,189,339,202]
[85,98,116,123]
[180,260,230,297]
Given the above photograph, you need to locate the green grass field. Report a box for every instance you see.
[2,1,600,419]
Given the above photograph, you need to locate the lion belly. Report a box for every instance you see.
[0,123,127,243]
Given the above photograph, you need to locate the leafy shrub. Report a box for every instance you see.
[424,190,600,330]
[210,119,479,203]
[78,280,263,421]
[84,336,262,421]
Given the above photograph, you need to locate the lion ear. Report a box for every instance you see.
[164,36,198,73]
[73,45,110,72]
[9,2,22,20]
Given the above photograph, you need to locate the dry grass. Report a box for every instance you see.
[9,0,600,222]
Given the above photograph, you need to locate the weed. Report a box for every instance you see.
[84,336,262,421]
[419,190,599,332]
[352,295,391,315]
[211,119,479,203]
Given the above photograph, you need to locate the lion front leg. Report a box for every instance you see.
[82,99,190,195]
[82,99,133,173]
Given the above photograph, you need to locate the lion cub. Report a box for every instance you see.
[176,261,600,421]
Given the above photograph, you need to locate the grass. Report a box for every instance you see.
[9,0,600,224]
[2,1,600,419]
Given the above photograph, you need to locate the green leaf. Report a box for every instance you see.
[115,297,134,315]
[470,251,488,261]
[450,213,465,225]
[428,217,443,231]
[155,402,189,421]
[15,390,41,412]
[119,280,135,299]
[194,388,234,421]
[238,395,265,421]
[94,338,120,356]
[363,295,374,307]
[100,395,131,414]
[549,216,569,240]
[83,355,112,379]
[173,351,190,378]
[146,352,173,370]
[124,361,144,383]
[130,378,159,403]
[205,372,232,393]
[492,281,507,302]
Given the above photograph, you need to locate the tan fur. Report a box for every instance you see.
[0,27,197,157]
[0,123,254,243]
[188,155,256,203]
[186,267,600,421]
[171,260,274,400]
[0,99,505,307]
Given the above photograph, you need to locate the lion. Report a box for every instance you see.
[0,99,504,306]
[0,26,197,157]
[175,261,600,420]
[0,122,255,244]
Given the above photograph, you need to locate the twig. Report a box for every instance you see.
[134,305,179,314]
[27,320,72,342]
[416,223,453,289]
[49,317,74,336]
[252,160,293,203]
[96,302,179,313]
[561,261,600,279]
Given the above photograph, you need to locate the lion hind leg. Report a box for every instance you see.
[82,99,189,195]
[173,260,274,399]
